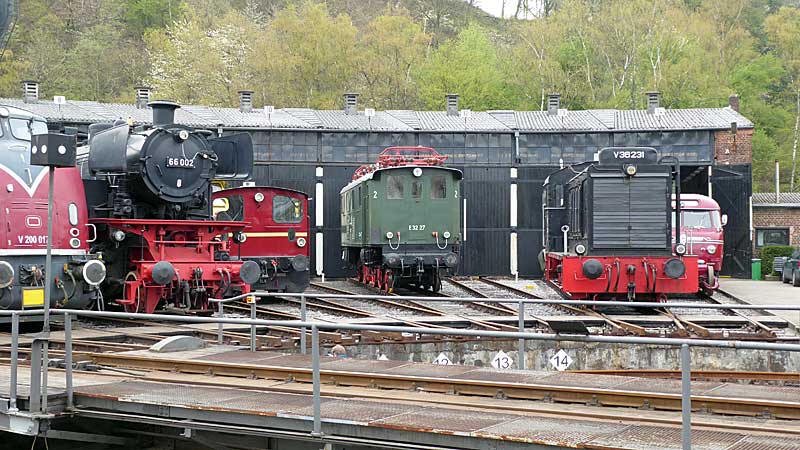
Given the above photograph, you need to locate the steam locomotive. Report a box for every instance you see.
[542,147,699,301]
[340,147,461,293]
[77,101,260,313]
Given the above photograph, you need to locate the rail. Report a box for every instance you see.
[4,291,800,450]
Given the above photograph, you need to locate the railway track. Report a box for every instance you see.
[44,351,800,420]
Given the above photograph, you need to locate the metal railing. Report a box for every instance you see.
[3,291,800,450]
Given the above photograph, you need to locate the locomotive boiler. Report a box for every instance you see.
[78,101,260,313]
[341,147,461,293]
[542,147,698,301]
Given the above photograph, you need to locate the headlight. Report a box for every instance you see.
[386,231,394,239]
[82,260,107,286]
[178,130,190,141]
[675,243,687,255]
[112,230,126,242]
[69,238,81,249]
[296,237,306,248]
[233,231,247,243]
[575,244,586,255]
[412,168,422,177]
[69,227,80,237]
[443,231,451,239]
[624,164,637,176]
[254,192,265,203]
[706,245,717,254]
[0,261,14,288]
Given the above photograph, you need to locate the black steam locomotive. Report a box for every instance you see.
[76,101,260,313]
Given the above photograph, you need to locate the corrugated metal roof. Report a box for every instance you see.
[0,97,755,133]
[752,192,800,207]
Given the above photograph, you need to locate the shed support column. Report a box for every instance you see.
[315,167,324,279]
[510,168,518,278]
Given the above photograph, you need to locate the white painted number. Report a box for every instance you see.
[491,350,513,370]
[549,349,573,372]
[612,150,645,159]
[17,235,47,245]
[432,352,452,365]
[408,224,426,231]
[454,190,459,199]
[373,191,378,199]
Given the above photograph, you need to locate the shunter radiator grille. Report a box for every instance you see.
[592,176,668,249]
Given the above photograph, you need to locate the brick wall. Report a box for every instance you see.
[752,206,800,254]
[714,128,752,165]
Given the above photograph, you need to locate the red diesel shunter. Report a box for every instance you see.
[212,186,310,293]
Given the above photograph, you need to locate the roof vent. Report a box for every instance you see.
[729,94,739,112]
[547,93,560,116]
[238,90,254,113]
[446,93,459,116]
[135,86,151,109]
[22,80,39,103]
[646,91,661,114]
[344,93,359,115]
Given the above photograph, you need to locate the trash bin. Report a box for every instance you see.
[751,258,762,280]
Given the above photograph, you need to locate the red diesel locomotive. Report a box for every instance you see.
[0,105,106,311]
[212,186,310,293]
[542,147,698,301]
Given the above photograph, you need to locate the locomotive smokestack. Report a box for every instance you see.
[547,93,560,116]
[148,100,180,127]
[22,80,39,103]
[445,93,459,116]
[135,86,151,109]
[238,90,253,113]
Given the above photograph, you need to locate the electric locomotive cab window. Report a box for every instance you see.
[387,175,404,199]
[431,175,446,199]
[273,195,303,223]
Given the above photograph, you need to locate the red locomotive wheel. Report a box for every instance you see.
[373,267,382,290]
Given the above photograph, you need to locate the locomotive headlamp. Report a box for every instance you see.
[233,231,247,243]
[69,238,81,249]
[443,231,451,239]
[82,259,107,286]
[675,243,687,255]
[296,237,307,248]
[112,230,126,242]
[575,244,587,255]
[0,261,14,288]
[178,130,190,141]
[624,164,637,176]
[386,231,394,239]
[664,258,686,279]
[254,192,265,203]
[706,244,717,255]
[412,168,423,177]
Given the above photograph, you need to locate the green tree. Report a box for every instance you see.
[250,2,358,108]
[357,12,430,109]
[417,24,508,110]
[765,6,800,191]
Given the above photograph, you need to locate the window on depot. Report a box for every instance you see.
[386,175,404,199]
[755,228,789,247]
[273,195,303,223]
[431,175,446,199]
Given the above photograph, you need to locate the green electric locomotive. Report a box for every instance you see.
[340,147,462,292]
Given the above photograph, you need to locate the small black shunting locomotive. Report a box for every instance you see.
[542,147,698,301]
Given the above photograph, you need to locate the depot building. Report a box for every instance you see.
[1,83,755,278]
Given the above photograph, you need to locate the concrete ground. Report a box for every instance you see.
[719,278,800,327]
